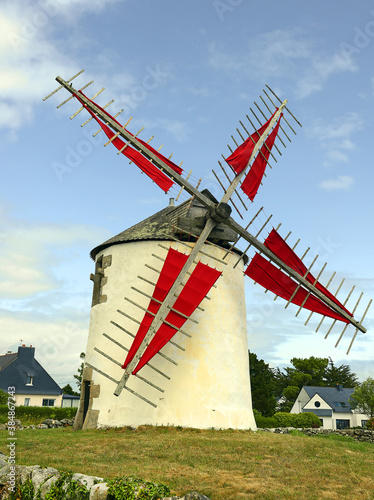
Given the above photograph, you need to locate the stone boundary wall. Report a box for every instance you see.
[0,454,210,500]
[260,427,374,443]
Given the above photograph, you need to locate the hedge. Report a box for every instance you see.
[254,409,321,429]
[274,411,321,428]
[0,405,77,423]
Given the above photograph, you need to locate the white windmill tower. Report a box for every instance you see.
[44,72,371,430]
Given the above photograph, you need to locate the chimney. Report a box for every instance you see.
[18,345,35,361]
[169,198,175,207]
[336,383,343,392]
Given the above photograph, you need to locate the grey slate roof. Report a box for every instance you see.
[303,385,355,413]
[90,189,238,260]
[91,201,189,259]
[0,346,62,396]
[0,353,17,371]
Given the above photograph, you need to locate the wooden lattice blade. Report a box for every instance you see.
[223,216,367,334]
[113,217,218,396]
[54,76,215,211]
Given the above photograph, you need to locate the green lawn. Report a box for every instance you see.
[3,426,374,499]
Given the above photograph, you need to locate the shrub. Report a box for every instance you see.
[0,405,77,424]
[274,412,321,429]
[293,412,321,428]
[366,417,374,429]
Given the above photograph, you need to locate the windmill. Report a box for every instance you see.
[44,71,371,430]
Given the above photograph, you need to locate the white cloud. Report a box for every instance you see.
[319,175,354,191]
[309,112,364,166]
[208,29,357,98]
[0,207,109,299]
[0,0,124,134]
[0,314,88,386]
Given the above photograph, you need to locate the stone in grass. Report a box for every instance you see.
[71,472,104,491]
[89,482,110,500]
[183,493,211,500]
[162,494,211,500]
[32,467,59,493]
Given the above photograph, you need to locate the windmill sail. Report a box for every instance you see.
[263,229,353,317]
[240,116,282,201]
[74,92,182,192]
[132,259,221,374]
[245,253,351,323]
[122,247,189,369]
[225,108,278,174]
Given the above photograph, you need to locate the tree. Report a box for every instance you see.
[0,389,7,405]
[62,383,79,397]
[273,356,359,412]
[249,351,277,416]
[73,352,85,392]
[349,377,374,418]
[324,358,359,387]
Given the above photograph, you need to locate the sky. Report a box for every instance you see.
[1,0,373,391]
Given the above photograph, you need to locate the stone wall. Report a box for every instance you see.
[260,427,374,443]
[0,454,210,500]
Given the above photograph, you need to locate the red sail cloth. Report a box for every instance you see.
[240,116,282,201]
[245,253,350,323]
[122,248,189,369]
[133,261,222,374]
[225,109,278,175]
[74,93,182,192]
[76,92,183,175]
[264,229,353,317]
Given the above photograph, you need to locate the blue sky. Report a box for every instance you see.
[1,0,373,389]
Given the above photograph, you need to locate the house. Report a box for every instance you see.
[0,345,63,407]
[62,394,80,408]
[291,384,369,429]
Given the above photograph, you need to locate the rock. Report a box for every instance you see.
[41,419,54,428]
[37,424,48,429]
[89,482,110,499]
[40,474,61,498]
[71,473,103,491]
[31,467,59,494]
[19,465,41,484]
[0,452,8,469]
[0,465,12,485]
[183,493,211,500]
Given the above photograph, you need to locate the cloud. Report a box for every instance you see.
[208,29,357,98]
[309,112,364,166]
[319,175,354,191]
[0,313,88,386]
[0,0,123,134]
[0,207,110,300]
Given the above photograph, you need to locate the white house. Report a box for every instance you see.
[291,384,369,429]
[0,345,63,408]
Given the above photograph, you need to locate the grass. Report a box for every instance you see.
[3,426,374,499]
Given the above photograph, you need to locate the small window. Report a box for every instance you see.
[24,398,30,406]
[314,401,321,408]
[361,420,368,428]
[26,375,33,386]
[319,419,323,426]
[42,399,55,407]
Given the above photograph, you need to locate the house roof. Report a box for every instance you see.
[90,189,238,260]
[0,346,62,396]
[0,353,17,371]
[303,386,355,413]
